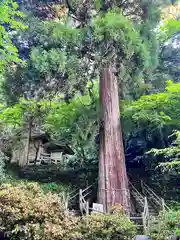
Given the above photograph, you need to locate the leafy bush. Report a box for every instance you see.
[78,210,136,240]
[149,211,180,240]
[0,182,80,240]
[40,182,72,194]
[167,201,180,211]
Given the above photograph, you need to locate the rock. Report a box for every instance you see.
[135,235,152,240]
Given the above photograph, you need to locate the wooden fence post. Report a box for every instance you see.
[86,200,89,216]
[79,189,83,215]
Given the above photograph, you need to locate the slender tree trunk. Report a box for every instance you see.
[98,66,130,214]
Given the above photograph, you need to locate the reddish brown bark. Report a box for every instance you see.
[98,66,130,214]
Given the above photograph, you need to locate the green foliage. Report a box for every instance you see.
[123,82,180,171]
[159,19,180,42]
[79,211,136,240]
[122,81,180,131]
[91,8,159,99]
[149,211,180,240]
[44,90,99,166]
[45,94,98,143]
[3,15,87,100]
[41,182,72,195]
[0,182,81,240]
[31,48,66,74]
[121,81,180,198]
[167,200,180,211]
[3,0,164,101]
[29,20,83,74]
[0,98,53,128]
[148,131,180,171]
[0,102,26,126]
[93,10,149,65]
[0,0,26,72]
[1,172,71,196]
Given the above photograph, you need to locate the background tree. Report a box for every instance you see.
[0,0,25,73]
[151,1,180,91]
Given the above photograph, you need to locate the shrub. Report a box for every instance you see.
[41,182,72,195]
[149,211,180,240]
[78,209,136,240]
[0,182,81,240]
[167,200,180,211]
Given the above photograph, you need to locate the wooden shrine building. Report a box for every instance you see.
[11,125,73,167]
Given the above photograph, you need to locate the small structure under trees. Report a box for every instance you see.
[11,125,73,167]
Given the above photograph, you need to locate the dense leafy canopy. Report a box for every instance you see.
[123,81,180,129]
[122,81,180,173]
[0,0,26,73]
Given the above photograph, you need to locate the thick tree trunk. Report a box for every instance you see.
[98,66,130,214]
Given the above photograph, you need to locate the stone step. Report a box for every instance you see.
[130,216,144,233]
[131,191,159,216]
